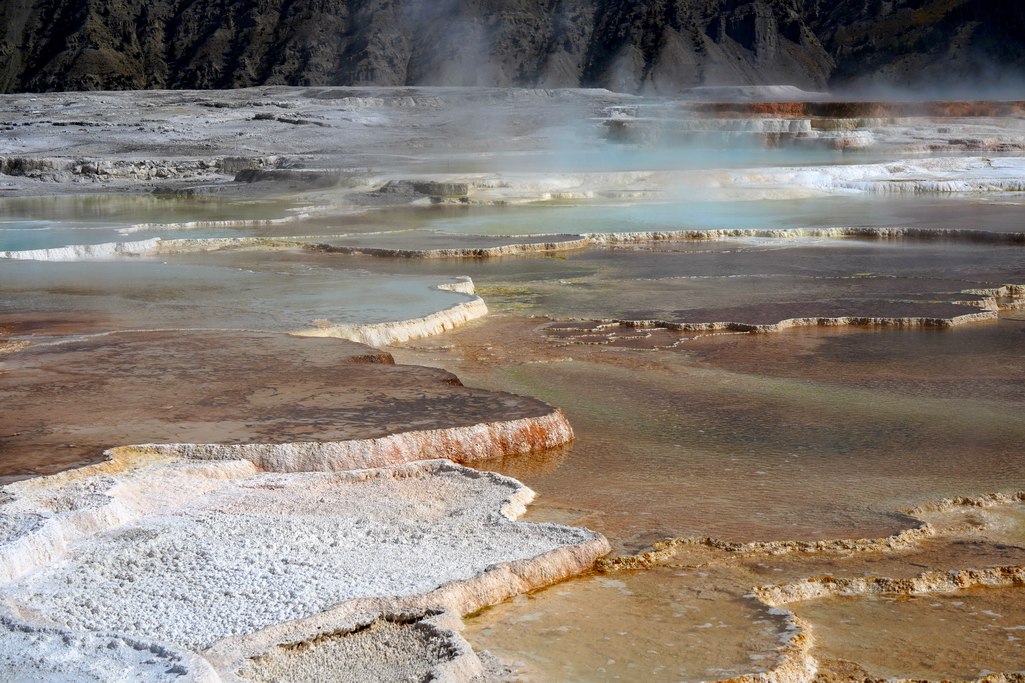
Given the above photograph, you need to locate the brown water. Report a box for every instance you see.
[384,234,1025,681]
[387,238,1025,545]
[496,348,1023,543]
[795,588,1025,680]
[5,190,1025,680]
[468,568,787,682]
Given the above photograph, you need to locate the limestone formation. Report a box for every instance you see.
[141,408,574,471]
[756,565,1025,607]
[0,458,609,680]
[294,280,490,346]
[314,234,591,259]
[0,330,575,480]
[596,492,1025,683]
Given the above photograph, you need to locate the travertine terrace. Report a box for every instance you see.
[0,457,608,680]
[3,86,1025,680]
[0,330,574,480]
[575,494,1025,683]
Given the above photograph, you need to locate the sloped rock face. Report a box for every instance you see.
[808,0,1025,95]
[3,0,1019,94]
[582,0,832,92]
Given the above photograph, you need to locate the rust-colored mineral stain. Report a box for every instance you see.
[0,329,565,481]
[686,100,1025,119]
[0,312,116,338]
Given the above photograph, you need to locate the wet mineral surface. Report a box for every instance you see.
[2,87,1025,680]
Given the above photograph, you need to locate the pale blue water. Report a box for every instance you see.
[400,194,1025,236]
[4,191,1023,255]
[0,256,474,333]
[0,196,301,252]
[0,220,127,252]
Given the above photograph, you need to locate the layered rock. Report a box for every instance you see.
[314,233,590,259]
[757,565,1025,607]
[585,227,1025,245]
[142,408,573,471]
[547,301,998,336]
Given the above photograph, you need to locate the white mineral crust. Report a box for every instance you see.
[0,457,608,680]
[0,618,220,682]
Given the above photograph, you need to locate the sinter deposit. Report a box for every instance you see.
[4,85,1025,681]
[0,330,574,481]
[0,456,608,680]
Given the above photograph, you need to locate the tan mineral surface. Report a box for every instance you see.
[0,330,572,481]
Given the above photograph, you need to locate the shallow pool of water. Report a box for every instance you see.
[794,588,1025,680]
[0,195,304,251]
[364,193,1025,236]
[467,567,787,682]
[0,251,474,336]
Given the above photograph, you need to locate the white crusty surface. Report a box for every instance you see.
[0,459,601,652]
[296,295,488,346]
[0,618,220,682]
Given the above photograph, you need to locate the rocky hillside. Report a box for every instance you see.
[1,0,1021,94]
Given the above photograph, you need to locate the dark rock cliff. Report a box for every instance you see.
[0,0,1021,94]
[808,0,1025,95]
